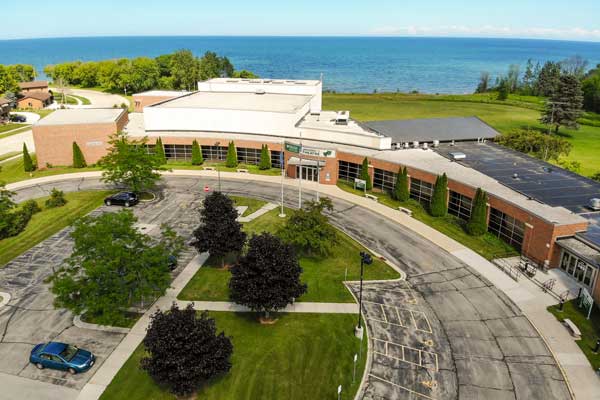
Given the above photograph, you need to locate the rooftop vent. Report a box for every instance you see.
[449,151,466,161]
[590,198,600,211]
[255,89,266,95]
[513,173,520,180]
[335,111,350,125]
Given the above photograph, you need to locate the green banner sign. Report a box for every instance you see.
[284,142,301,154]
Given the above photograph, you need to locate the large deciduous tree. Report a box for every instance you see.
[582,69,600,114]
[278,198,338,256]
[466,188,489,236]
[429,173,448,217]
[540,74,584,134]
[392,166,409,201]
[141,303,233,397]
[229,233,307,318]
[51,210,183,325]
[170,49,198,91]
[496,128,572,162]
[99,134,168,193]
[192,192,246,266]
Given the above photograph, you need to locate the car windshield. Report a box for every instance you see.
[59,345,79,361]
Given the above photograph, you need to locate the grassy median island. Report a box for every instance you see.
[230,195,267,216]
[323,92,600,177]
[100,312,366,400]
[337,181,518,260]
[548,300,600,370]
[179,206,400,303]
[0,190,113,266]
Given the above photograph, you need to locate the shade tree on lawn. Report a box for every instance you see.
[229,233,307,319]
[51,209,184,325]
[192,192,246,267]
[141,303,233,397]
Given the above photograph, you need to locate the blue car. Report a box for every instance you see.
[30,342,95,374]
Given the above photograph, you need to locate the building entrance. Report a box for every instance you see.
[297,165,318,182]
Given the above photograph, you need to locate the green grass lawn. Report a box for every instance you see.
[100,312,366,400]
[53,93,79,105]
[230,195,267,216]
[0,190,112,266]
[179,206,400,303]
[81,311,142,329]
[0,123,26,134]
[0,125,32,139]
[0,156,101,184]
[548,300,600,370]
[337,181,518,260]
[0,151,20,162]
[323,93,600,177]
[164,161,282,176]
[70,94,92,105]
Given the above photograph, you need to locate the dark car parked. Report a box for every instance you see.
[10,114,27,123]
[104,192,139,207]
[30,342,95,374]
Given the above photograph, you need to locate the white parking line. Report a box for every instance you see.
[369,373,437,400]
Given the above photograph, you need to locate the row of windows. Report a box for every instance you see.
[338,160,361,183]
[409,178,434,205]
[448,191,473,221]
[560,252,597,287]
[488,208,525,250]
[147,144,281,168]
[373,168,396,193]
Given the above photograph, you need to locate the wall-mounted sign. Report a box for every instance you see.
[86,141,103,147]
[284,141,301,154]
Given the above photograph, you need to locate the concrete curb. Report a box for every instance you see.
[73,314,131,334]
[0,291,11,308]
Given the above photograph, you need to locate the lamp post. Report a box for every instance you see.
[214,141,221,192]
[355,251,373,339]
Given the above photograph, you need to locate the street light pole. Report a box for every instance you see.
[215,141,221,192]
[355,251,373,338]
[279,140,286,218]
[298,130,303,209]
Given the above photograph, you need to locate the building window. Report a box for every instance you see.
[488,208,525,250]
[448,191,473,221]
[164,144,192,160]
[338,160,361,183]
[374,168,396,193]
[271,150,283,169]
[410,178,433,204]
[202,145,228,161]
[559,251,597,288]
[236,147,261,165]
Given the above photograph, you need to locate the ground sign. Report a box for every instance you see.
[579,288,594,320]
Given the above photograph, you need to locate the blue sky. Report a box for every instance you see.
[2,0,600,41]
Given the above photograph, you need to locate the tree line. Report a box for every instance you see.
[0,64,36,96]
[43,49,258,94]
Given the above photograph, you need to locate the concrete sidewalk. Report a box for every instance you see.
[176,300,357,314]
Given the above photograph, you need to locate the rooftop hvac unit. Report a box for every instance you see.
[590,198,600,211]
[433,140,440,148]
[255,89,266,95]
[422,143,429,150]
[413,141,419,148]
[335,111,350,125]
[448,151,466,161]
[403,142,410,149]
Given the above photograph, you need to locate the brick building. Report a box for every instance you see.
[18,80,49,94]
[17,92,52,110]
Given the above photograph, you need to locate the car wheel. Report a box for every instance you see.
[105,200,111,206]
[35,363,44,370]
[68,368,77,375]
[125,201,130,207]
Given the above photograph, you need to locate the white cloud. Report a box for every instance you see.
[370,25,600,41]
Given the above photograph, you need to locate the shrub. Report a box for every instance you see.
[259,144,271,170]
[72,142,87,168]
[23,143,35,172]
[429,173,448,217]
[45,188,67,208]
[466,188,488,236]
[392,166,409,201]
[591,172,600,182]
[191,139,203,165]
[21,199,41,215]
[225,141,237,168]
[359,157,372,190]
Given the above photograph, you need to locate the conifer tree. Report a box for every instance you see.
[72,142,87,168]
[392,166,409,201]
[191,140,204,165]
[429,173,448,217]
[22,143,34,172]
[154,137,167,165]
[225,141,237,168]
[359,157,372,190]
[540,74,584,134]
[258,144,271,170]
[466,188,489,236]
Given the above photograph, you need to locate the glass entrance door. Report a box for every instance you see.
[297,166,318,182]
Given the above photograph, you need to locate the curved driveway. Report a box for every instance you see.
[9,175,572,400]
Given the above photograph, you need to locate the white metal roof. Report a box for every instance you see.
[202,78,321,86]
[133,90,191,97]
[35,108,125,126]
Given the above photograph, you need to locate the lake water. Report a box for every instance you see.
[1,36,599,93]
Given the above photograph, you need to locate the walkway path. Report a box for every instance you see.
[7,171,599,400]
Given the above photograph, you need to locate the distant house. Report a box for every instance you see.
[0,97,11,123]
[19,80,50,94]
[17,92,52,109]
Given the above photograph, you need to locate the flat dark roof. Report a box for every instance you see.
[362,116,500,143]
[579,213,600,250]
[434,141,600,214]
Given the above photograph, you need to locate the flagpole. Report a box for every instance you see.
[279,140,286,218]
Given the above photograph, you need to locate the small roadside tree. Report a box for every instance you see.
[23,143,34,172]
[466,188,489,236]
[229,233,307,319]
[154,137,167,165]
[392,166,409,201]
[540,74,584,134]
[192,192,246,266]
[278,198,338,256]
[225,141,238,168]
[51,210,182,325]
[99,134,168,193]
[259,144,271,170]
[45,188,67,208]
[359,157,372,190]
[191,139,204,165]
[429,173,448,217]
[72,142,87,168]
[141,303,233,397]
